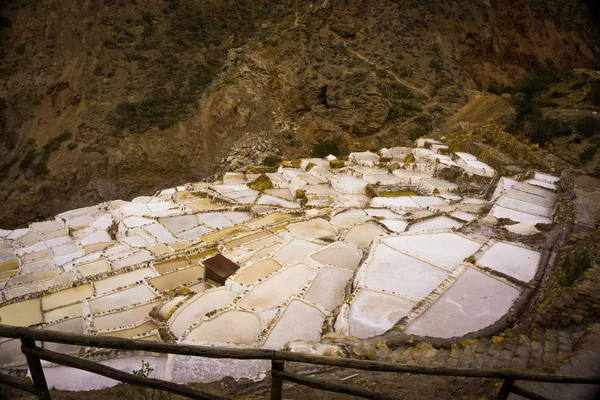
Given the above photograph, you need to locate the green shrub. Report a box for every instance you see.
[312,142,339,158]
[525,118,571,146]
[365,183,379,198]
[378,82,414,100]
[583,80,600,106]
[580,145,598,162]
[515,70,557,96]
[345,71,368,85]
[0,156,17,179]
[408,127,429,141]
[116,360,173,399]
[329,159,345,168]
[403,153,415,164]
[512,92,536,118]
[559,250,592,287]
[295,189,307,206]
[31,155,49,178]
[83,146,108,155]
[249,174,273,191]
[305,162,316,172]
[44,131,72,152]
[262,155,282,167]
[575,117,600,138]
[413,113,431,127]
[388,102,422,120]
[19,150,36,170]
[511,70,558,119]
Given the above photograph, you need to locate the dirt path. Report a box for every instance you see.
[343,46,434,101]
[329,33,440,107]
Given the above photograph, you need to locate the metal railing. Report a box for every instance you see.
[0,325,598,400]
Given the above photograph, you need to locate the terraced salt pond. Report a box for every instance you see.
[232,258,283,286]
[169,289,237,337]
[184,310,262,345]
[0,139,561,390]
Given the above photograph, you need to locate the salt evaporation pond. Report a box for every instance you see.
[169,289,237,337]
[405,268,520,338]
[233,258,282,286]
[348,289,415,338]
[184,310,262,345]
[0,139,559,390]
[407,215,463,233]
[263,299,326,349]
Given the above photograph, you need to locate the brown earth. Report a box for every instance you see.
[1,0,599,228]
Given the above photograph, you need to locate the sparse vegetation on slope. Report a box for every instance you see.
[0,0,599,227]
[108,0,293,134]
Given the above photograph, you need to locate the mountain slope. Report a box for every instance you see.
[0,0,599,227]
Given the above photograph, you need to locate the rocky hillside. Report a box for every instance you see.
[1,0,599,227]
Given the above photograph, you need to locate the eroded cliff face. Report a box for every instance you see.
[0,0,598,227]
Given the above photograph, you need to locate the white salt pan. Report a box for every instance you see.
[383,233,481,271]
[363,243,449,301]
[273,239,325,266]
[408,216,463,233]
[238,264,313,311]
[344,222,387,248]
[308,242,362,271]
[287,219,336,240]
[263,300,326,349]
[348,289,414,338]
[184,310,261,345]
[169,289,238,337]
[89,284,156,315]
[304,266,352,312]
[405,268,519,338]
[477,242,540,282]
[380,220,408,233]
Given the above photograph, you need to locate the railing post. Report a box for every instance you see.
[496,378,515,400]
[20,336,51,400]
[270,360,285,400]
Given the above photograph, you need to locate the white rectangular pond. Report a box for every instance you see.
[476,242,540,282]
[273,239,325,267]
[383,232,481,271]
[93,301,160,331]
[262,299,326,349]
[362,243,449,301]
[347,289,415,338]
[304,266,352,312]
[307,242,363,271]
[405,268,519,338]
[238,264,314,311]
[89,284,157,315]
[407,216,463,233]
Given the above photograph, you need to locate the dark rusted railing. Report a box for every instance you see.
[0,324,598,400]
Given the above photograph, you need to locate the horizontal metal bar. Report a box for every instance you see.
[272,370,400,400]
[0,371,43,397]
[22,346,228,400]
